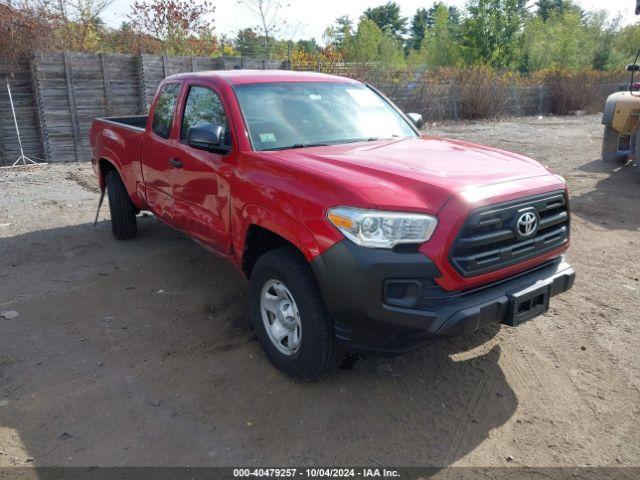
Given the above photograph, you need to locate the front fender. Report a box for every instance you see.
[237,205,322,262]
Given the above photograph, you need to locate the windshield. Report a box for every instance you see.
[234,82,418,151]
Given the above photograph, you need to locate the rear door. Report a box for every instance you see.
[170,84,235,253]
[141,82,182,224]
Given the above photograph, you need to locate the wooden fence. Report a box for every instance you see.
[0,52,286,166]
[0,57,45,166]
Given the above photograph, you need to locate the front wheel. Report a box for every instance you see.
[249,247,342,379]
[602,126,627,163]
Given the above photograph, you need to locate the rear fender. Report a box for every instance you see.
[91,121,146,209]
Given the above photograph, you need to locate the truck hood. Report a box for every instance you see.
[267,136,556,213]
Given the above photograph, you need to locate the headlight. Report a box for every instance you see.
[327,207,437,249]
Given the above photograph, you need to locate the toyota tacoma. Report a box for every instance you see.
[89,70,575,379]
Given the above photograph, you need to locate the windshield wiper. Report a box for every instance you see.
[337,135,401,144]
[262,142,330,151]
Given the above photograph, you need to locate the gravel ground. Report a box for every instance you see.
[0,114,638,468]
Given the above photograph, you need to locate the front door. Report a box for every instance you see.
[171,84,235,253]
[140,82,182,225]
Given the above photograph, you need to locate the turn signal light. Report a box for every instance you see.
[327,212,354,229]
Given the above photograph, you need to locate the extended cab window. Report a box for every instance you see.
[181,86,232,147]
[152,83,181,138]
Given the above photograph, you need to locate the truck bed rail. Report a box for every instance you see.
[96,115,148,132]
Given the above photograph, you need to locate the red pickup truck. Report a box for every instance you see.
[90,70,575,379]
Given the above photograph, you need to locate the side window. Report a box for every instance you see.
[152,83,181,139]
[181,86,232,147]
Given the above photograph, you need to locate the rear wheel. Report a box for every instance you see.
[105,170,137,240]
[249,247,342,379]
[602,126,627,163]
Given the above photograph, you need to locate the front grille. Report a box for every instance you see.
[450,191,569,277]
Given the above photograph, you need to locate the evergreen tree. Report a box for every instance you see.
[235,28,262,56]
[408,7,428,51]
[363,2,407,43]
[333,15,354,50]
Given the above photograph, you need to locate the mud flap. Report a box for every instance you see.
[94,189,105,226]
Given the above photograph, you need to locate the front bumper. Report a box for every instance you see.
[311,241,575,357]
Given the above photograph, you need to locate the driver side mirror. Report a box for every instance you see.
[187,123,224,152]
[407,112,424,129]
[627,64,640,72]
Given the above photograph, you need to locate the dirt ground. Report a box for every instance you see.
[0,114,638,468]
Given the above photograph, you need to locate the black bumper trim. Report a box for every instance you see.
[312,240,575,357]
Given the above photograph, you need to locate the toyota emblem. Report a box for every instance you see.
[517,212,538,237]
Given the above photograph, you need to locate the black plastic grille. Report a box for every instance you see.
[450,191,569,277]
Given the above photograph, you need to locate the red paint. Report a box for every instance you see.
[90,70,569,291]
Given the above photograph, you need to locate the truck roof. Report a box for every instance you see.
[166,69,356,85]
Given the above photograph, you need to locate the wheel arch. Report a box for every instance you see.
[602,92,621,127]
[97,157,121,192]
[241,224,310,278]
[96,157,146,211]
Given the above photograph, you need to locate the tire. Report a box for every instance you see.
[249,247,342,379]
[105,170,137,240]
[602,125,626,163]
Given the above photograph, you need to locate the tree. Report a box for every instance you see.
[55,0,114,51]
[447,5,462,31]
[234,27,262,56]
[426,3,462,29]
[408,8,428,51]
[363,1,406,43]
[521,9,592,70]
[129,0,216,55]
[295,38,319,54]
[101,20,161,53]
[346,17,404,67]
[238,0,288,58]
[462,0,525,68]
[330,15,354,51]
[421,4,461,67]
[613,22,640,61]
[588,11,620,70]
[408,3,463,53]
[0,1,55,62]
[536,0,581,21]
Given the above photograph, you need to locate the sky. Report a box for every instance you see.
[102,0,639,43]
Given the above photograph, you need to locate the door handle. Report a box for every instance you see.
[169,158,183,168]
